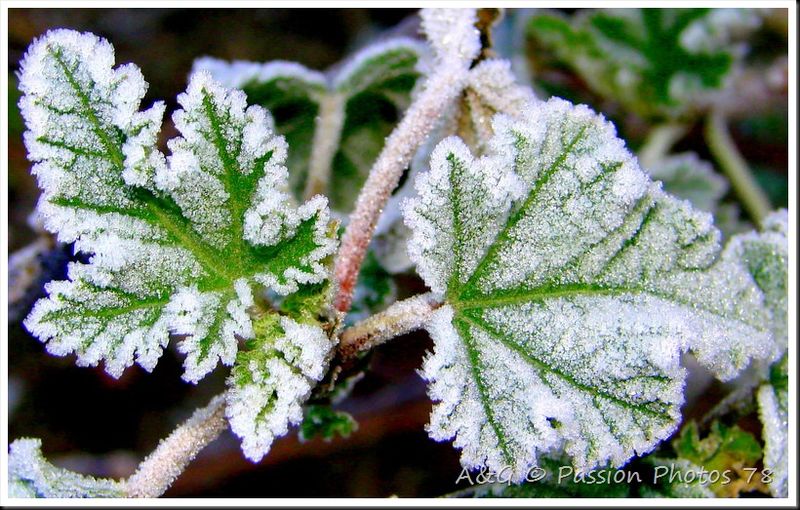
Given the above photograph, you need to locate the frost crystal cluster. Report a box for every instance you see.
[402,98,785,481]
[18,30,337,458]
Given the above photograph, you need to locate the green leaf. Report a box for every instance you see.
[196,39,425,212]
[727,210,788,344]
[673,420,764,496]
[299,404,358,442]
[8,438,125,498]
[645,152,728,212]
[226,307,337,461]
[20,30,337,384]
[528,9,760,119]
[757,353,788,497]
[402,98,782,481]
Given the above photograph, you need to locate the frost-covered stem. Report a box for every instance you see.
[125,394,227,498]
[638,122,688,169]
[304,93,346,200]
[705,109,771,225]
[339,292,442,360]
[334,69,470,313]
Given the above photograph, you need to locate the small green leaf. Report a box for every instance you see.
[8,438,125,498]
[226,309,337,462]
[528,9,760,119]
[299,405,358,442]
[673,420,764,496]
[403,98,783,481]
[348,249,397,324]
[727,210,788,344]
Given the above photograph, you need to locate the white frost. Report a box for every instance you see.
[756,382,788,498]
[20,30,337,386]
[420,8,480,66]
[226,316,336,462]
[404,97,786,480]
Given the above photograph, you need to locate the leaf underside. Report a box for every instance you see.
[403,97,782,481]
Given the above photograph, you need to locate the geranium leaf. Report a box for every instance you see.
[226,302,337,461]
[757,354,788,497]
[20,30,337,384]
[402,98,783,481]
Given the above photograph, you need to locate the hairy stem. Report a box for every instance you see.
[333,69,470,313]
[704,110,771,226]
[338,292,442,361]
[304,93,346,200]
[125,394,227,498]
[637,122,688,169]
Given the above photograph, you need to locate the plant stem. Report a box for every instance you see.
[333,68,470,313]
[125,394,227,498]
[638,122,688,169]
[304,92,346,200]
[338,292,442,361]
[705,110,771,226]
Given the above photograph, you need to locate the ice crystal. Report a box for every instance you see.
[402,98,784,481]
[20,30,337,384]
[194,38,426,211]
[8,438,124,498]
[528,9,760,119]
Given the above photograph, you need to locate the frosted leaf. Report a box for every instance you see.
[194,38,426,212]
[226,314,337,462]
[645,152,728,212]
[458,59,537,155]
[723,210,788,344]
[528,9,760,119]
[372,57,535,274]
[8,438,125,498]
[403,98,783,481]
[740,211,788,497]
[672,420,764,497]
[756,354,788,498]
[20,30,337,383]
